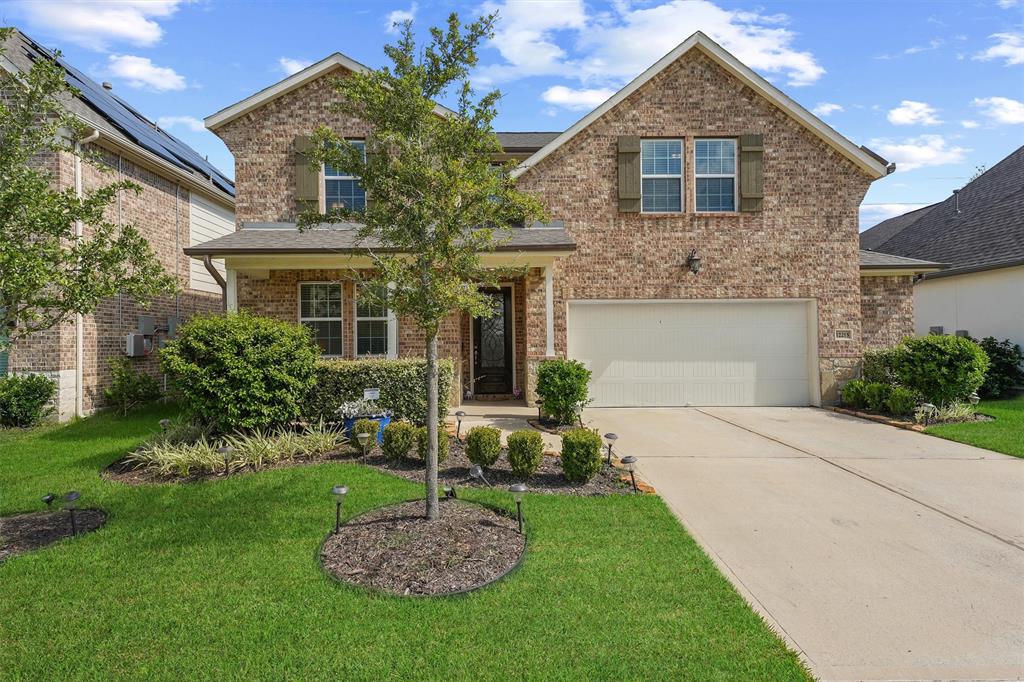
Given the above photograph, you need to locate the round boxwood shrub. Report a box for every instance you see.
[886,386,917,417]
[891,335,989,406]
[160,312,319,433]
[465,425,501,468]
[975,337,1024,398]
[536,359,591,425]
[506,429,544,478]
[352,418,380,446]
[841,379,867,409]
[414,425,450,464]
[0,373,57,428]
[863,382,892,413]
[382,421,417,462]
[560,428,602,483]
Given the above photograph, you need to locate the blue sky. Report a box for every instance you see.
[3,0,1022,229]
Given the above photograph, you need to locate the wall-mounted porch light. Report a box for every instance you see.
[686,249,702,275]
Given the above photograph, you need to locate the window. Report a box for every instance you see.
[355,284,392,357]
[641,139,683,213]
[324,140,366,211]
[695,139,737,212]
[299,283,342,356]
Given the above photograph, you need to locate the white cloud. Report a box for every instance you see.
[960,119,980,129]
[812,102,843,116]
[904,38,943,54]
[278,57,312,76]
[10,0,185,51]
[997,0,1018,8]
[887,100,942,126]
[974,32,1024,66]
[541,85,616,110]
[385,3,418,33]
[156,115,205,132]
[860,203,932,229]
[107,54,186,91]
[868,135,969,171]
[476,0,587,83]
[972,96,1024,124]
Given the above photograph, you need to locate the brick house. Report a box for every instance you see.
[1,30,236,419]
[187,31,939,407]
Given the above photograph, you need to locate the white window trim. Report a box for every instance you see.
[322,139,366,212]
[298,281,344,357]
[693,138,739,214]
[354,283,397,359]
[640,138,684,214]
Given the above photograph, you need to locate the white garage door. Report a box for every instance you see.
[567,300,815,407]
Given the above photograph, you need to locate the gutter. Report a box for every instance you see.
[74,126,101,419]
[202,255,228,312]
[922,257,1024,281]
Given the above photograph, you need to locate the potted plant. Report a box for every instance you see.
[335,399,392,444]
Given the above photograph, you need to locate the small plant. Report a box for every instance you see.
[915,400,976,425]
[841,379,867,409]
[560,428,602,483]
[352,418,380,445]
[863,382,892,413]
[104,358,161,415]
[536,359,591,425]
[415,426,450,464]
[465,425,501,468]
[886,387,917,417]
[506,429,544,478]
[891,335,988,406]
[334,399,389,420]
[975,337,1024,398]
[382,421,417,462]
[0,373,57,428]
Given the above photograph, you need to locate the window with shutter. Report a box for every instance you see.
[617,135,641,213]
[324,140,366,212]
[739,134,764,212]
[294,135,320,213]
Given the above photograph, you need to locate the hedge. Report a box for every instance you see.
[306,358,454,426]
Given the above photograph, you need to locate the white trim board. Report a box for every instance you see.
[510,31,889,181]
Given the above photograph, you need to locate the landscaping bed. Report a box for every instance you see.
[103,448,351,485]
[320,499,525,596]
[0,508,106,564]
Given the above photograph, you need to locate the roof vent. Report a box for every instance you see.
[101,82,113,91]
[952,188,961,215]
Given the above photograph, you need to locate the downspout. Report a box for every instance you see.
[74,128,101,419]
[202,255,228,312]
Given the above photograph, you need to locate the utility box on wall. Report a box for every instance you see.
[125,333,148,357]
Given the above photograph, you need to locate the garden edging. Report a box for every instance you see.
[827,406,925,432]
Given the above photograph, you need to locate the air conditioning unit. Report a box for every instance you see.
[125,333,148,357]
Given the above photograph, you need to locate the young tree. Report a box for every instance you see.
[0,28,176,350]
[300,14,545,520]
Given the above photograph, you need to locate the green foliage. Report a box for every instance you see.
[352,418,380,445]
[0,373,56,427]
[159,312,319,433]
[863,382,892,413]
[862,349,899,385]
[381,421,417,462]
[916,400,976,425]
[841,379,867,409]
[506,429,544,478]
[104,358,161,415]
[465,425,501,468]
[975,337,1024,398]
[560,428,603,483]
[307,358,453,425]
[886,387,917,417]
[891,335,989,406]
[536,359,592,425]
[415,426,450,464]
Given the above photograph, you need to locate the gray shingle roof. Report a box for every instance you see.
[496,132,561,151]
[858,250,945,270]
[859,145,1024,275]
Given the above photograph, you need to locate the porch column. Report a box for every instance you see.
[544,266,555,357]
[226,268,238,313]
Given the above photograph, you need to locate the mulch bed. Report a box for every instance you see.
[0,508,106,564]
[527,418,581,435]
[829,406,994,432]
[357,436,630,496]
[103,449,350,485]
[320,499,525,596]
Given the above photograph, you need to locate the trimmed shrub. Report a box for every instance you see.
[560,428,602,483]
[160,312,319,433]
[886,386,917,417]
[506,429,544,478]
[381,421,416,462]
[414,426,450,464]
[352,418,380,445]
[0,373,57,428]
[862,349,900,385]
[841,379,867,409]
[104,358,161,415]
[976,337,1024,398]
[536,359,591,425]
[863,382,892,413]
[465,425,501,468]
[306,358,453,426]
[891,335,989,406]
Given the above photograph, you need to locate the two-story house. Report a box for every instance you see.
[185,32,940,407]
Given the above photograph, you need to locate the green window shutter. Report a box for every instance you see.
[739,134,764,213]
[294,135,320,214]
[0,339,8,377]
[617,135,641,213]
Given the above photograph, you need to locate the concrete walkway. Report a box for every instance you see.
[586,407,1024,682]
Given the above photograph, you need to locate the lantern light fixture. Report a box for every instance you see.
[356,431,371,456]
[604,433,619,465]
[687,249,702,275]
[621,456,639,494]
[455,411,467,440]
[509,483,527,533]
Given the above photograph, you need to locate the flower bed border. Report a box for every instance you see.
[827,406,924,431]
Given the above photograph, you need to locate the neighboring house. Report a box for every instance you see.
[186,31,938,407]
[1,29,236,419]
[861,145,1023,350]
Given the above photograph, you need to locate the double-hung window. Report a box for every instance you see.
[355,284,393,357]
[299,283,343,356]
[641,139,683,213]
[324,140,366,211]
[694,139,737,212]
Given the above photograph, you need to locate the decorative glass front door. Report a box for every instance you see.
[472,288,513,395]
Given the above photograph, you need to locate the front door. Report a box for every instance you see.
[473,287,513,395]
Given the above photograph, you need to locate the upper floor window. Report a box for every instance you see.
[299,282,342,356]
[324,140,366,212]
[355,284,392,357]
[695,139,737,212]
[641,139,683,213]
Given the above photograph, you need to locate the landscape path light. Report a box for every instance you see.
[920,403,937,426]
[331,485,349,534]
[469,465,492,487]
[41,493,56,508]
[356,431,372,457]
[455,411,467,440]
[573,403,584,427]
[509,483,527,534]
[443,485,457,499]
[217,445,233,476]
[969,392,980,406]
[604,433,619,465]
[159,419,171,432]
[621,456,639,494]
[63,491,80,535]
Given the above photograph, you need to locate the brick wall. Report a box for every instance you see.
[861,275,915,351]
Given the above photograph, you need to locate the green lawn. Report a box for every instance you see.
[0,406,808,680]
[926,395,1024,458]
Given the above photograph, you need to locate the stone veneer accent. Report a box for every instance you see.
[860,275,915,351]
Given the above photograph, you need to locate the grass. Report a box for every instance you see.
[927,394,1024,458]
[0,405,809,680]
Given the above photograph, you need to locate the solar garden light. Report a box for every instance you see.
[41,493,56,509]
[454,411,467,440]
[573,402,584,427]
[443,485,457,499]
[159,418,171,432]
[920,403,937,426]
[621,456,639,494]
[510,483,527,534]
[217,445,234,476]
[469,465,492,487]
[536,399,544,421]
[969,392,980,406]
[63,491,81,535]
[356,430,372,457]
[604,433,619,465]
[331,485,348,534]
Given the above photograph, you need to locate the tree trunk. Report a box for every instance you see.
[424,331,440,520]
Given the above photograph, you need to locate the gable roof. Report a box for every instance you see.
[510,31,890,180]
[858,249,945,271]
[860,145,1024,277]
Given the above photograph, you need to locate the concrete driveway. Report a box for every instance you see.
[587,407,1024,682]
